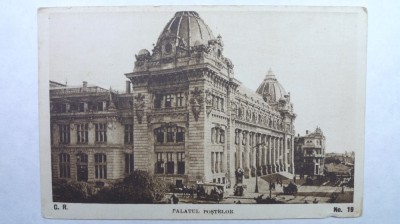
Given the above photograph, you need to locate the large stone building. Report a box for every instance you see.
[50,11,297,187]
[125,11,296,186]
[294,127,326,177]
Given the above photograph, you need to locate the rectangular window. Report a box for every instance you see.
[176,127,185,142]
[59,153,70,178]
[176,93,184,107]
[70,103,78,112]
[154,94,163,108]
[77,123,88,144]
[124,124,133,144]
[166,152,174,174]
[176,179,183,188]
[95,123,107,143]
[211,128,215,143]
[165,94,173,108]
[219,130,225,143]
[125,153,134,174]
[155,128,164,143]
[156,153,164,174]
[59,124,70,144]
[60,103,68,113]
[177,152,185,174]
[211,152,215,173]
[215,128,219,144]
[94,153,107,179]
[166,127,174,143]
[96,102,105,111]
[78,102,85,112]
[219,152,223,172]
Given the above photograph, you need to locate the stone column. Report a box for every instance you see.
[238,130,242,169]
[268,136,271,173]
[211,152,215,174]
[291,137,295,174]
[261,135,266,175]
[275,137,280,172]
[216,152,219,173]
[283,138,288,172]
[279,138,285,171]
[243,131,250,178]
[271,136,275,173]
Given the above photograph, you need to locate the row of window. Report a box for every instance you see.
[211,95,224,111]
[234,131,291,149]
[305,139,322,145]
[154,93,185,109]
[211,127,225,144]
[58,153,134,180]
[155,152,185,174]
[154,127,185,144]
[236,108,285,129]
[53,101,108,113]
[58,124,133,144]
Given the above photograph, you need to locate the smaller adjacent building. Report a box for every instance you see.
[50,80,134,186]
[294,127,326,177]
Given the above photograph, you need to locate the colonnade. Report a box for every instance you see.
[234,129,292,178]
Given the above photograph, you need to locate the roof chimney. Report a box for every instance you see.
[126,81,131,93]
[83,81,88,91]
[306,130,309,134]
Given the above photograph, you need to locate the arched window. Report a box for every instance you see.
[94,153,107,179]
[59,153,70,178]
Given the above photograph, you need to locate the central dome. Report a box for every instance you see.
[156,11,215,47]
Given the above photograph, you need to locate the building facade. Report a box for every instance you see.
[50,11,297,187]
[125,11,296,186]
[294,127,326,177]
[50,81,134,186]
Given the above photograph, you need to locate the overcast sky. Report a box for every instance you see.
[48,7,366,153]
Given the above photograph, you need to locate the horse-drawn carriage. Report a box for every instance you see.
[196,183,225,202]
[283,182,298,195]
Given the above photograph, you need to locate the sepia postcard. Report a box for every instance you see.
[39,6,367,219]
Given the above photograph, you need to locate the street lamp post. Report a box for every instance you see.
[254,142,265,193]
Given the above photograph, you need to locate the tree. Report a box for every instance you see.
[91,170,167,203]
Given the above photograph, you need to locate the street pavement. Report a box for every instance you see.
[172,176,353,204]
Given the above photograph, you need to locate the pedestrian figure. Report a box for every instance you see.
[171,194,179,204]
[293,175,296,183]
[304,200,308,204]
[190,185,195,198]
[237,200,241,204]
[313,198,318,204]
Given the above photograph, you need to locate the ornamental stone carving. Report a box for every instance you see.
[190,87,204,122]
[134,93,145,124]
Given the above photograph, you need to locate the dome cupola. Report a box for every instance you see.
[156,11,215,49]
[256,68,288,104]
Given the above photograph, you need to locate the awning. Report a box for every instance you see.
[260,172,294,183]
